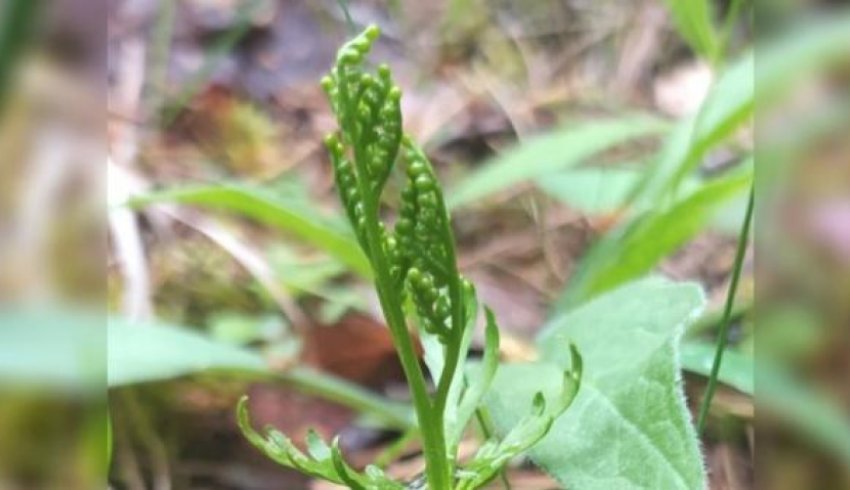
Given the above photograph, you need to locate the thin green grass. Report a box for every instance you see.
[696,183,754,433]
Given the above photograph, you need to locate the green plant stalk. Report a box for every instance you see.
[696,183,754,433]
[332,33,454,485]
[368,210,453,489]
[431,229,464,467]
[351,159,452,488]
[410,141,467,479]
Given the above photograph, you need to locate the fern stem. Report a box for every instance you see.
[358,189,452,489]
[431,161,466,477]
[696,183,754,433]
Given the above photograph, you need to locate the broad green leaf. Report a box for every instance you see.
[560,161,751,308]
[680,341,753,394]
[661,0,720,62]
[487,277,706,489]
[130,184,372,278]
[108,318,413,428]
[447,115,668,209]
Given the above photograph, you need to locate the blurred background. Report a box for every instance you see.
[0,0,847,488]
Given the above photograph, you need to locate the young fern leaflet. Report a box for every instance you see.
[238,25,583,490]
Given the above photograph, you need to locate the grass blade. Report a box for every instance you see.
[559,161,752,309]
[535,166,642,214]
[130,184,372,278]
[447,115,668,209]
[636,11,850,205]
[661,0,720,63]
[696,183,753,433]
[633,51,754,204]
[109,317,413,429]
[680,341,752,395]
[537,166,704,215]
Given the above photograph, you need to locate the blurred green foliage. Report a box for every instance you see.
[662,0,722,63]
[133,184,372,277]
[0,0,42,112]
[110,2,850,488]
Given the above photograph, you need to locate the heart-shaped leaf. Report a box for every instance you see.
[487,277,706,489]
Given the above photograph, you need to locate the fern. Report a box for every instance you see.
[238,25,583,490]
